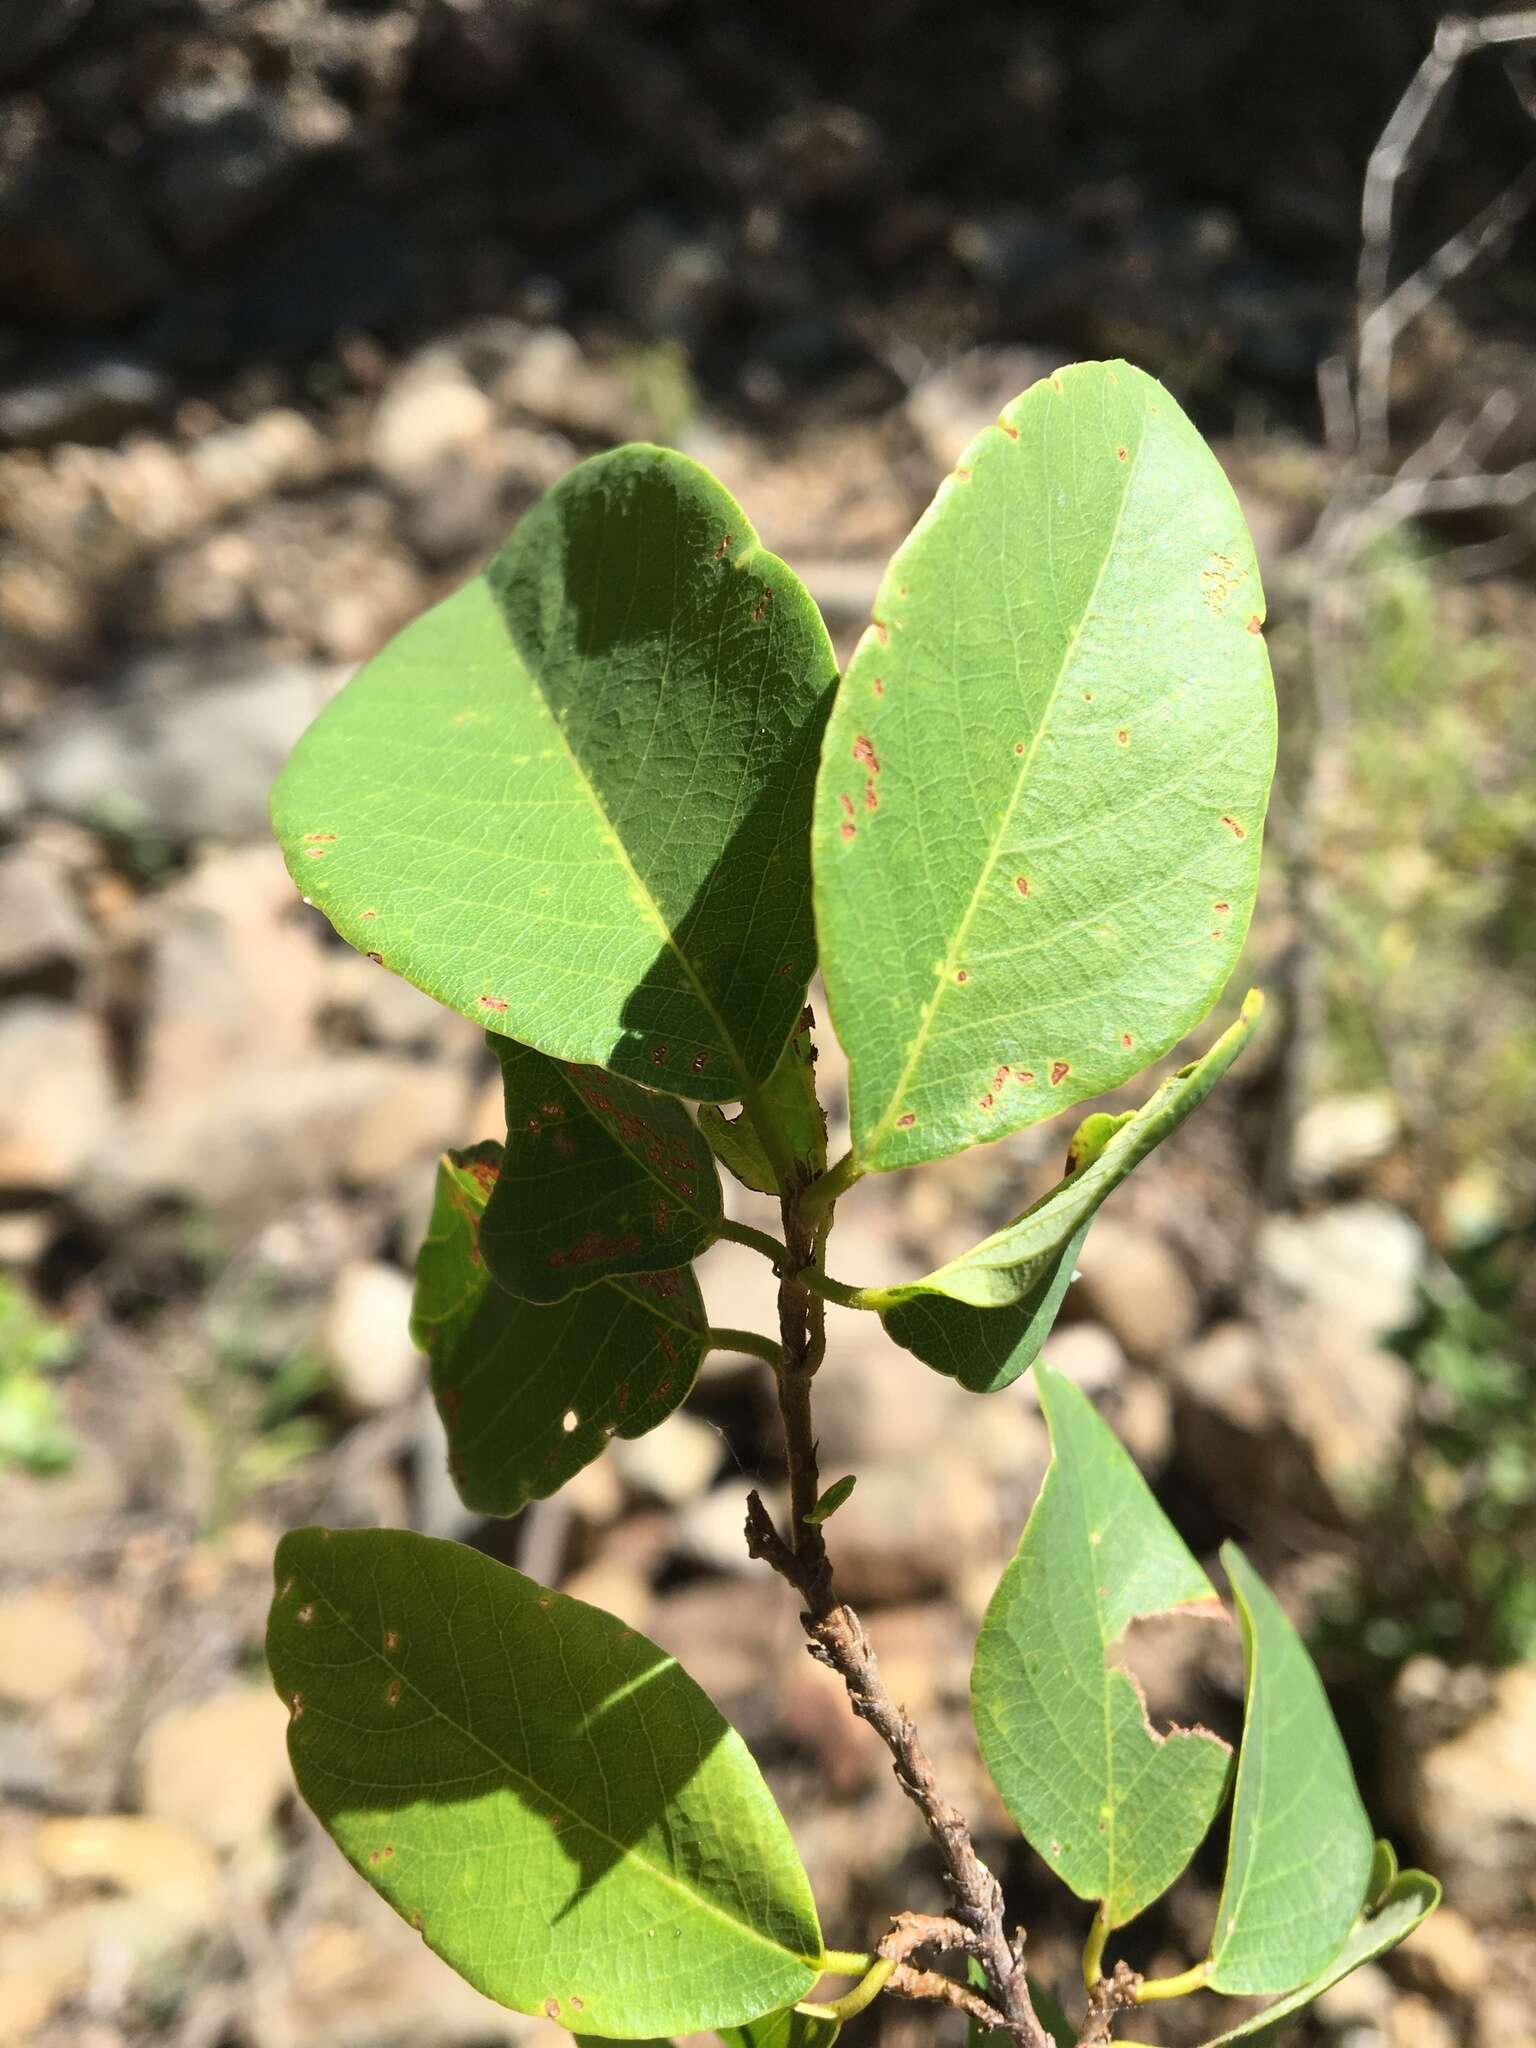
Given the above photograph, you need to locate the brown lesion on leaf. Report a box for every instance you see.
[384,1629,400,1652]
[751,585,772,622]
[953,464,972,481]
[954,968,969,984]
[1049,373,1063,393]
[872,618,890,646]
[1050,1061,1071,1085]
[978,1091,995,1110]
[852,734,880,774]
[1120,1032,1133,1050]
[1017,1069,1036,1084]
[1115,445,1128,461]
[872,676,885,695]
[303,846,329,858]
[999,420,1020,440]
[1213,901,1230,913]
[385,1679,402,1707]
[366,950,383,965]
[864,779,879,811]
[289,1691,304,1719]
[1200,551,1248,615]
[360,908,377,920]
[691,1050,710,1072]
[477,994,509,1011]
[544,2000,560,2020]
[994,1066,1010,1090]
[1116,729,1129,745]
[1015,875,1030,896]
[1247,613,1264,634]
[1013,740,1025,756]
[1220,814,1246,839]
[713,532,733,560]
[840,822,856,839]
[897,1111,916,1127]
[297,1604,315,1625]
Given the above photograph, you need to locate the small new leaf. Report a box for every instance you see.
[972,1367,1231,1928]
[700,1015,827,1194]
[272,445,836,1101]
[1205,1545,1375,1994]
[814,361,1275,1171]
[413,1147,706,1515]
[720,2006,842,2048]
[268,1529,825,2038]
[1196,1870,1440,2046]
[803,1476,856,1526]
[481,1036,722,1302]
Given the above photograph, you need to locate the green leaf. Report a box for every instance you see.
[803,1475,856,1525]
[272,445,836,1103]
[879,1215,1091,1393]
[1205,1546,1374,1994]
[268,1528,824,2038]
[813,360,1275,1171]
[481,1037,722,1302]
[719,2006,841,2048]
[412,1147,707,1515]
[1196,1870,1440,2046]
[964,1957,1074,2048]
[972,1366,1231,1928]
[700,1014,827,1194]
[874,993,1259,1313]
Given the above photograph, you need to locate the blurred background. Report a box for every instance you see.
[1,2,1534,2044]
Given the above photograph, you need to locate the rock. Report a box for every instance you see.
[1075,1218,1199,1363]
[645,1576,791,1734]
[0,1587,100,1707]
[497,327,634,439]
[20,653,340,845]
[1390,1994,1459,2048]
[1404,1662,1536,1919]
[0,148,166,324]
[906,346,1061,470]
[319,1262,421,1415]
[0,0,93,82]
[672,1482,764,1577]
[1399,1906,1486,2002]
[1293,1091,1401,1191]
[1037,1320,1126,1396]
[340,1059,473,1184]
[0,352,170,449]
[1473,1989,1536,2048]
[0,1000,113,1191]
[1314,1960,1394,2031]
[146,78,328,260]
[185,407,329,515]
[1259,1201,1424,1341]
[0,847,92,980]
[137,1684,291,1855]
[610,1411,722,1507]
[35,1812,219,1922]
[368,350,497,489]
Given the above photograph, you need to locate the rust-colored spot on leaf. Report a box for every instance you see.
[840,821,856,840]
[1247,614,1263,634]
[478,994,509,1011]
[366,950,383,965]
[839,791,855,822]
[955,968,969,984]
[994,1066,1010,1089]
[692,1050,710,1072]
[953,464,971,481]
[713,532,733,560]
[1121,1032,1133,1049]
[570,1996,585,2012]
[1082,690,1094,701]
[1014,740,1025,755]
[1050,1061,1071,1085]
[297,1604,315,1625]
[864,779,878,810]
[303,832,336,843]
[1015,875,1030,896]
[384,1630,399,1652]
[650,1044,668,1066]
[852,733,880,774]
[1000,421,1020,439]
[303,847,328,858]
[979,1092,994,1109]
[872,676,885,695]
[544,2001,560,2020]
[1116,729,1129,745]
[385,1679,402,1707]
[289,1691,304,1719]
[1221,815,1246,839]
[1017,1069,1036,1084]
[360,908,377,920]
[751,585,772,622]
[897,1112,916,1127]
[1050,373,1063,392]
[1115,445,1128,461]
[872,618,890,646]
[1213,900,1230,912]
[369,1849,382,1866]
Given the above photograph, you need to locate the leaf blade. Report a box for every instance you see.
[1205,1545,1375,1994]
[273,445,836,1101]
[1196,1870,1440,2045]
[971,1366,1231,1927]
[481,1037,722,1302]
[268,1528,824,2038]
[413,1147,706,1515]
[814,361,1275,1170]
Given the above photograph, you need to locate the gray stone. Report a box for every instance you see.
[1401,1662,1536,1919]
[319,1262,422,1416]
[1075,1217,1200,1362]
[0,354,170,449]
[1292,1091,1400,1190]
[0,848,92,980]
[0,999,113,1190]
[1259,1201,1424,1341]
[609,1411,722,1507]
[20,654,340,844]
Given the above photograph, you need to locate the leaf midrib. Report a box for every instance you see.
[298,1568,821,1976]
[859,405,1147,1162]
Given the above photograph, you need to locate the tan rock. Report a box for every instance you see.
[0,1002,114,1191]
[0,1587,101,1706]
[1399,1906,1485,2002]
[1075,1218,1199,1362]
[319,1262,421,1415]
[35,1814,218,1935]
[1410,1662,1536,1918]
[137,1683,290,1855]
[1391,1993,1459,2048]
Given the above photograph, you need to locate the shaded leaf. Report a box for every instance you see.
[700,1014,827,1194]
[972,1366,1231,1928]
[268,1529,824,2038]
[814,360,1275,1171]
[481,1037,721,1302]
[1206,1546,1374,1994]
[273,445,836,1102]
[719,2005,841,2048]
[1197,1870,1440,2046]
[879,1216,1090,1393]
[412,1147,706,1515]
[874,994,1260,1314]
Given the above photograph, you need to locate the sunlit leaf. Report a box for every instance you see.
[273,445,836,1101]
[814,361,1274,1170]
[268,1529,824,2037]
[1205,1546,1374,1994]
[972,1366,1231,1927]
